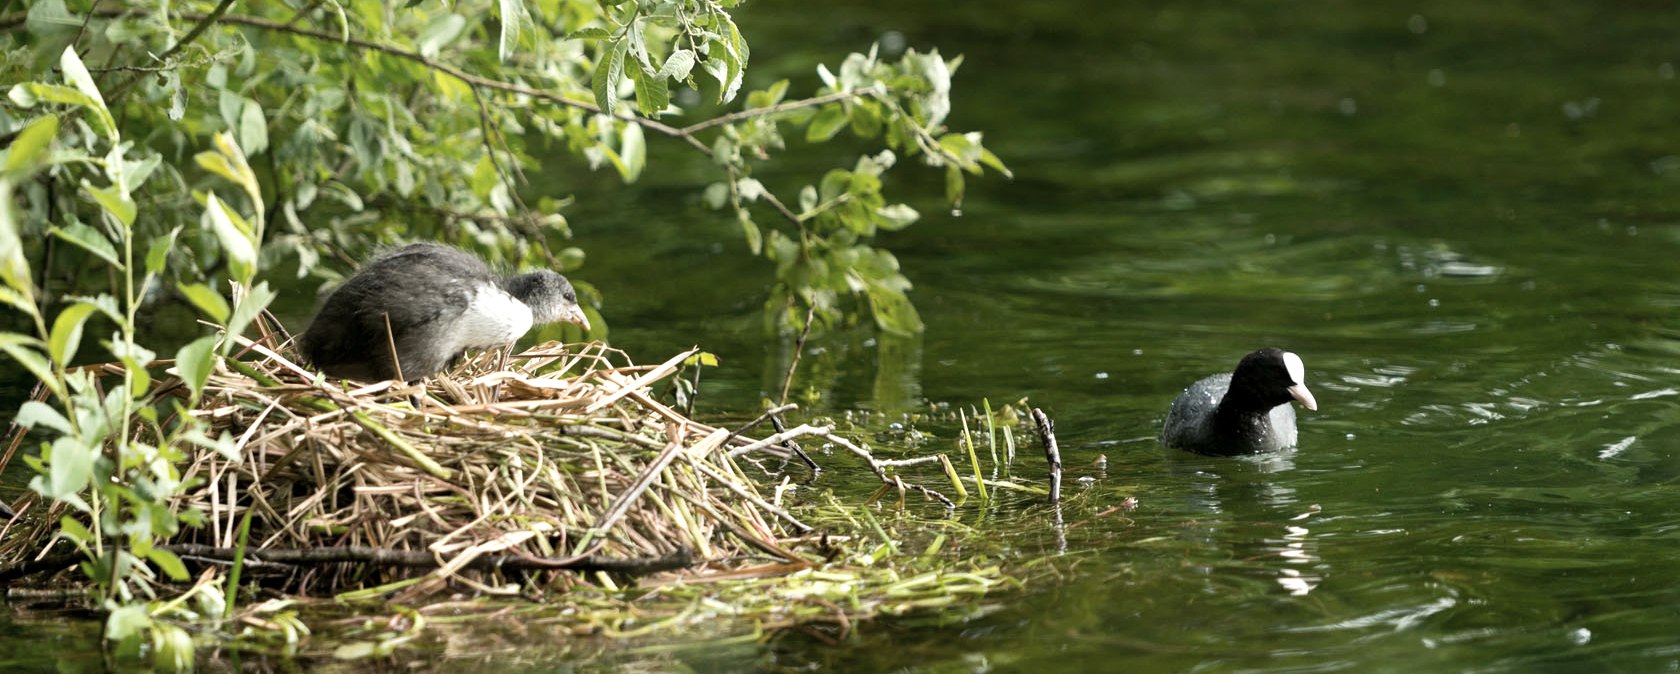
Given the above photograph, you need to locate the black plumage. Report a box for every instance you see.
[296,243,589,382]
[1160,348,1318,456]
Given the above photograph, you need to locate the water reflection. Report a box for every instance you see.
[1165,450,1327,598]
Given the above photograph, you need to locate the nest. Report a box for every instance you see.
[0,322,962,601]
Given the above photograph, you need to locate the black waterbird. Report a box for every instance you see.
[1160,347,1318,456]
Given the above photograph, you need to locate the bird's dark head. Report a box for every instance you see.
[1231,347,1317,411]
[503,270,590,331]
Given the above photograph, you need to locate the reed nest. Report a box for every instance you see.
[0,325,975,604]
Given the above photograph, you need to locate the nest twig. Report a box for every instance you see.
[0,329,954,599]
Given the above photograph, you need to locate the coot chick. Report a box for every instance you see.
[1160,348,1318,456]
[297,242,590,382]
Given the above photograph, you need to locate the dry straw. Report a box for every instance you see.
[0,312,984,613]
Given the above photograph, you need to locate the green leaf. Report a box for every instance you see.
[16,400,73,435]
[618,123,645,182]
[633,68,671,116]
[739,210,762,255]
[58,516,94,549]
[806,106,848,142]
[105,604,150,642]
[497,0,528,62]
[146,226,181,275]
[47,301,98,365]
[658,49,697,82]
[225,282,275,347]
[0,333,61,400]
[238,98,268,156]
[874,204,920,231]
[417,13,468,59]
[944,165,966,209]
[147,547,190,581]
[46,435,94,503]
[0,178,34,294]
[59,47,106,109]
[213,131,260,206]
[0,287,35,316]
[50,222,120,268]
[566,27,612,40]
[683,352,720,367]
[979,148,1013,178]
[592,39,628,116]
[82,182,136,227]
[205,192,257,282]
[175,335,218,402]
[57,47,115,138]
[177,283,231,323]
[702,182,730,209]
[4,115,59,173]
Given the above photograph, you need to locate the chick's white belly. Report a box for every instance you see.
[453,286,535,350]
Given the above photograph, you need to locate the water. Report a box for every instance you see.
[556,2,1680,671]
[11,2,1680,671]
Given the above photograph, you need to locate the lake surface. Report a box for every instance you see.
[560,1,1680,671]
[9,1,1680,672]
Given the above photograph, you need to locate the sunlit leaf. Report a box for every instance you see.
[58,47,116,138]
[4,115,59,173]
[0,333,61,400]
[875,204,920,231]
[82,182,136,227]
[225,282,275,347]
[50,222,120,268]
[979,148,1013,178]
[659,49,697,82]
[175,335,218,402]
[177,283,231,323]
[16,400,73,435]
[566,27,612,40]
[417,13,468,59]
[105,604,150,641]
[633,68,671,116]
[145,226,181,275]
[205,192,257,282]
[497,0,528,62]
[47,301,99,365]
[238,98,268,156]
[147,547,190,581]
[0,178,34,295]
[46,435,94,504]
[592,39,628,116]
[58,516,94,549]
[618,123,645,182]
[739,211,762,255]
[806,106,848,142]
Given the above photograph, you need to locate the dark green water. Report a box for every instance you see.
[553,2,1680,672]
[10,1,1680,672]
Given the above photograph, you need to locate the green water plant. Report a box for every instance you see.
[1,45,275,665]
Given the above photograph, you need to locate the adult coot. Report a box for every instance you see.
[1160,348,1318,456]
[297,242,590,382]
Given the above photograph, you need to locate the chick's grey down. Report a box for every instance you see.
[1160,348,1318,456]
[297,242,590,382]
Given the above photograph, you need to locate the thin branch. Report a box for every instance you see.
[679,88,868,136]
[1033,408,1062,505]
[778,303,817,405]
